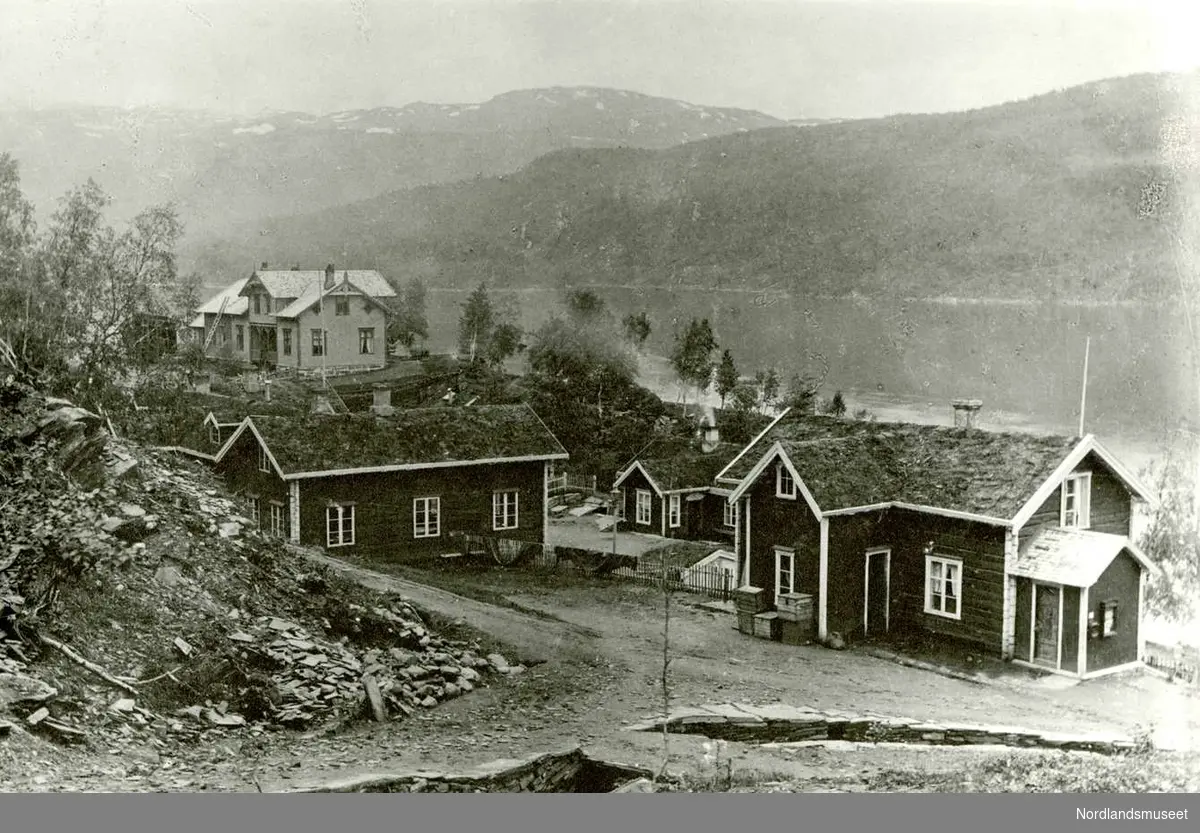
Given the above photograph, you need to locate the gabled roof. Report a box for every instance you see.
[196,277,251,315]
[1013,527,1158,587]
[274,275,391,319]
[715,408,793,483]
[248,270,396,303]
[215,404,568,479]
[727,419,1084,521]
[614,436,743,493]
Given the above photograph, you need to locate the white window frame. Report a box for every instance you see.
[209,424,221,446]
[257,444,271,474]
[1060,472,1092,529]
[413,496,441,539]
[924,555,962,620]
[247,496,260,527]
[325,503,355,548]
[269,501,285,538]
[1101,599,1119,638]
[776,463,797,499]
[614,489,626,520]
[668,494,682,528]
[493,490,519,531]
[723,500,738,529]
[774,547,796,606]
[311,328,327,357]
[635,489,652,526]
[359,327,375,355]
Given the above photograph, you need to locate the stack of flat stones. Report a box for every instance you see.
[624,702,1139,755]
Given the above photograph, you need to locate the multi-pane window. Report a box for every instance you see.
[335,297,350,316]
[209,424,221,446]
[359,328,375,355]
[776,463,797,498]
[258,444,271,473]
[414,497,441,538]
[326,503,355,547]
[635,489,652,525]
[311,329,326,357]
[236,325,245,351]
[1061,473,1092,529]
[253,295,262,315]
[282,328,292,356]
[668,494,682,528]
[925,556,962,619]
[724,500,738,529]
[269,502,285,538]
[247,496,260,527]
[493,491,519,530]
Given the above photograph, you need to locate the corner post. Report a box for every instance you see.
[818,516,829,642]
[288,480,301,544]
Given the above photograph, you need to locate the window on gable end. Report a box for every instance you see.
[724,500,738,529]
[258,443,271,474]
[1060,472,1092,529]
[336,297,350,316]
[776,462,797,499]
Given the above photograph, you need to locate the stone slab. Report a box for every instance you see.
[732,703,816,723]
[697,704,765,724]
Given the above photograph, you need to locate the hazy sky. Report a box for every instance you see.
[2,0,1198,120]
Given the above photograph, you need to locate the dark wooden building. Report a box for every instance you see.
[719,405,1159,679]
[209,404,568,561]
[611,417,742,544]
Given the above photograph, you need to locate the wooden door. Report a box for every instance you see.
[864,549,890,636]
[1033,584,1060,666]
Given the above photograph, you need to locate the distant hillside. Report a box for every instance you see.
[0,87,785,239]
[189,71,1200,302]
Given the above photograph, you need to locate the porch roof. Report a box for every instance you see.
[1012,527,1158,587]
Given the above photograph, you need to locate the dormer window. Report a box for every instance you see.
[208,424,221,446]
[1060,472,1092,529]
[776,462,797,499]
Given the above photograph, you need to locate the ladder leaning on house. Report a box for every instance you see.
[202,296,230,353]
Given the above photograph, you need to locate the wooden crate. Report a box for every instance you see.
[752,612,781,641]
[775,592,814,623]
[733,586,770,615]
[737,611,756,635]
[780,617,814,646]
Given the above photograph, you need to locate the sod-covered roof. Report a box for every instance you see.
[622,437,743,492]
[239,404,568,475]
[745,420,1080,518]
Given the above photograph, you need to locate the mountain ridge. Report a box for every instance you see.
[187,70,1200,304]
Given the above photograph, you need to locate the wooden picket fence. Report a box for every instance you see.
[1145,641,1200,687]
[548,471,599,499]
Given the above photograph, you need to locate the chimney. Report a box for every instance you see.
[698,406,720,453]
[952,399,983,430]
[261,261,268,271]
[264,379,272,402]
[370,384,394,416]
[324,263,336,289]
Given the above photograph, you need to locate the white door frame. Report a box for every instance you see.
[863,547,891,635]
[1029,581,1065,670]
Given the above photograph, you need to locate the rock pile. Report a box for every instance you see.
[221,604,515,728]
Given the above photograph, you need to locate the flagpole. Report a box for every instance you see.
[1078,336,1090,437]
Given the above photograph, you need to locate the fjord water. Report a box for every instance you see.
[425,287,1196,465]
